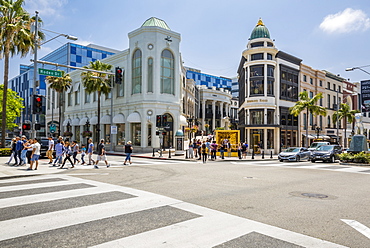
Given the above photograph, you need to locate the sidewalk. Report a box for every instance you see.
[0,152,278,179]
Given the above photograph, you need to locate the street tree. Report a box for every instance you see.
[46,70,72,137]
[0,0,44,147]
[333,103,360,148]
[81,60,113,142]
[289,91,327,147]
[0,85,24,129]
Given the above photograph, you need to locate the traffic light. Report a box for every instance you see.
[115,67,123,84]
[22,123,31,131]
[162,115,167,127]
[33,95,45,114]
[156,115,162,127]
[35,123,41,130]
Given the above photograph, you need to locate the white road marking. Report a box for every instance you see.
[341,219,370,239]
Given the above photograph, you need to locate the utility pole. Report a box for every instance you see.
[32,11,39,138]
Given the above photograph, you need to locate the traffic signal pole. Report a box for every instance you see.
[32,11,39,138]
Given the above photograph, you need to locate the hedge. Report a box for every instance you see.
[0,148,12,157]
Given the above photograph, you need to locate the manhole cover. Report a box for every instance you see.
[301,193,328,199]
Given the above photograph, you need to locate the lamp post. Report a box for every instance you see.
[346,65,370,76]
[31,11,77,138]
[84,120,90,146]
[315,126,321,139]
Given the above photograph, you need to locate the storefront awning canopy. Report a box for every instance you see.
[89,116,98,125]
[127,112,141,123]
[101,115,111,124]
[113,114,125,124]
[63,118,72,126]
[179,115,187,126]
[79,117,89,126]
[71,118,80,126]
[302,134,331,140]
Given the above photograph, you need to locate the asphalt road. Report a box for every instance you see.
[1,156,370,247]
[64,157,370,247]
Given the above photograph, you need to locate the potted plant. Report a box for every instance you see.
[82,130,92,137]
[63,131,73,137]
[191,125,198,133]
[184,127,191,133]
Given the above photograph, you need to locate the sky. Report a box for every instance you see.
[1,0,370,84]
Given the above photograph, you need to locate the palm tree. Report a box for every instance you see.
[289,91,327,147]
[0,0,40,147]
[81,60,112,142]
[46,71,72,137]
[333,103,360,148]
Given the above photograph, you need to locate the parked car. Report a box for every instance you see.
[278,147,311,162]
[311,145,342,163]
[308,141,330,152]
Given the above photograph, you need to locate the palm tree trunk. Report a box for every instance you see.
[305,109,309,147]
[344,116,347,148]
[58,92,62,137]
[97,91,101,144]
[1,46,10,148]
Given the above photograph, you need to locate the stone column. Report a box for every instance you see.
[202,100,206,129]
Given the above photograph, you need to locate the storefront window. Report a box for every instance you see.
[267,80,274,95]
[250,110,264,125]
[267,130,274,149]
[250,129,264,152]
[250,79,264,95]
[131,123,141,146]
[116,124,125,145]
[267,110,274,124]
[148,124,152,146]
[104,124,111,145]
[250,65,264,77]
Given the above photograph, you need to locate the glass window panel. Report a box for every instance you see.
[148,58,153,93]
[250,79,264,95]
[161,49,174,95]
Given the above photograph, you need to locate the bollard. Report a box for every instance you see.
[252,149,255,159]
[262,150,264,159]
[159,148,163,158]
[270,151,273,159]
[168,148,171,158]
[152,148,155,157]
[185,149,188,159]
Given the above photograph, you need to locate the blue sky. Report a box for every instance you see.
[1,0,370,84]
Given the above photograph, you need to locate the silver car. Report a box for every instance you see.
[278,147,311,162]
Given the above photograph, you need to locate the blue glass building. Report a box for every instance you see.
[185,67,232,91]
[9,43,118,131]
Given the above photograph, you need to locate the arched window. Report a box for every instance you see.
[132,49,142,94]
[147,58,153,93]
[161,49,174,94]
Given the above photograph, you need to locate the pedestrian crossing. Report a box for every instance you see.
[0,175,345,247]
[231,160,370,175]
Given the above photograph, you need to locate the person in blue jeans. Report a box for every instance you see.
[124,141,133,165]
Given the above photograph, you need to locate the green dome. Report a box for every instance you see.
[250,18,270,40]
[141,17,171,30]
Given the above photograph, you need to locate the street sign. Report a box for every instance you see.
[38,68,62,77]
[111,125,117,134]
[50,124,56,133]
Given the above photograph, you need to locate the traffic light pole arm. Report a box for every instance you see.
[31,60,115,75]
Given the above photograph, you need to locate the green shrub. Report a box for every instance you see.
[339,153,353,162]
[353,152,368,163]
[0,148,12,156]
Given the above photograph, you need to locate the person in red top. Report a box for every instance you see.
[210,140,218,161]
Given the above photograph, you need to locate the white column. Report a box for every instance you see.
[202,100,206,128]
[212,101,216,130]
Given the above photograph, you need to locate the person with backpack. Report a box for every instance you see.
[201,143,209,163]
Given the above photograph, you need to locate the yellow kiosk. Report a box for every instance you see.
[215,130,240,157]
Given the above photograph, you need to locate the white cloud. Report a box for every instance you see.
[24,0,68,17]
[319,8,370,34]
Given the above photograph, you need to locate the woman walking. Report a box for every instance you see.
[201,143,208,163]
[124,141,133,165]
[60,141,74,169]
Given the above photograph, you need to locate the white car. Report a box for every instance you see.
[278,147,311,162]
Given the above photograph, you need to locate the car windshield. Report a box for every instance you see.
[285,148,300,152]
[317,145,333,151]
[310,143,326,148]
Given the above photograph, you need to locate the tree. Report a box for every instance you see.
[333,103,360,148]
[46,70,72,137]
[81,60,112,142]
[0,0,44,147]
[0,85,24,129]
[289,91,327,147]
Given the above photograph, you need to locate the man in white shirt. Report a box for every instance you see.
[28,138,41,170]
[47,136,54,164]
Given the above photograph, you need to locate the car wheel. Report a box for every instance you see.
[311,159,316,163]
[296,156,300,162]
[331,156,335,163]
[279,159,284,162]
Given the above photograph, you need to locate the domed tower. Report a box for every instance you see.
[238,18,279,154]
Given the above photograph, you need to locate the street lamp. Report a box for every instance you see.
[32,11,78,138]
[345,65,370,75]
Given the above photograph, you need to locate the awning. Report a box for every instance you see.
[79,117,89,126]
[74,83,80,92]
[89,116,98,125]
[303,133,331,140]
[63,118,72,126]
[113,114,125,124]
[327,135,339,139]
[179,115,187,126]
[66,85,73,94]
[127,112,141,123]
[101,115,111,124]
[302,134,316,139]
[71,118,80,126]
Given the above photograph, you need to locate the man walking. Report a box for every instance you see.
[95,139,110,169]
[124,141,133,165]
[47,136,54,164]
[87,138,95,165]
